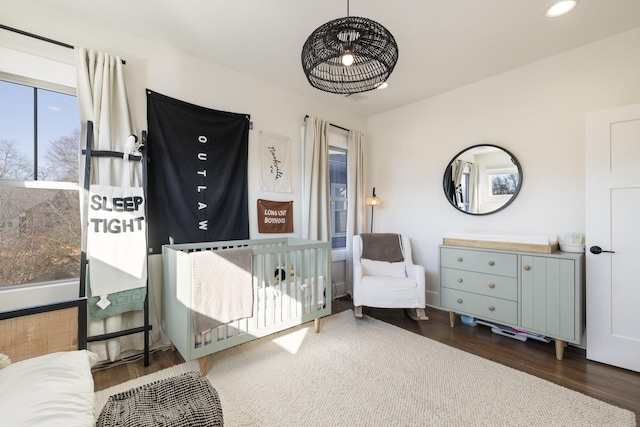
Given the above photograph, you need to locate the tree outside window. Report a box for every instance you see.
[489,173,519,195]
[0,79,80,288]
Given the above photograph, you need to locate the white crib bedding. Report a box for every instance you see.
[0,350,98,426]
[262,274,326,305]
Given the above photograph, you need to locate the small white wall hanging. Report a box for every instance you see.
[260,131,292,193]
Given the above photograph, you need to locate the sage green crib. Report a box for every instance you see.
[162,238,332,373]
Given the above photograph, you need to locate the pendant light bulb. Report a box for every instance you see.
[341,52,354,66]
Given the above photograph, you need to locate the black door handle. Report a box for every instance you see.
[590,245,615,255]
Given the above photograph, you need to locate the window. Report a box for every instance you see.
[489,172,519,195]
[0,77,80,288]
[329,147,347,249]
[485,167,519,203]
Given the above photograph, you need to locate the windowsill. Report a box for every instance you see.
[0,178,79,190]
[332,248,346,262]
[0,279,79,312]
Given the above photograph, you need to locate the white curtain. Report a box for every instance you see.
[77,49,137,187]
[302,116,330,241]
[76,47,159,362]
[468,162,480,213]
[452,159,467,209]
[345,130,366,295]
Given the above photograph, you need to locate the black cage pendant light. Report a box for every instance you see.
[301,0,399,95]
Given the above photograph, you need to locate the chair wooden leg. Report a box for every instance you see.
[415,308,429,321]
[354,306,363,318]
[406,308,429,321]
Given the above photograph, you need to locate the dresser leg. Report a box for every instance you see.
[555,339,567,360]
[449,312,456,327]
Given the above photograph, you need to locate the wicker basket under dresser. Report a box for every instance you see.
[439,244,585,360]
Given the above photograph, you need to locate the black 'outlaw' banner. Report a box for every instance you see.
[146,90,250,254]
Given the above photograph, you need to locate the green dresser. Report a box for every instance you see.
[439,245,585,360]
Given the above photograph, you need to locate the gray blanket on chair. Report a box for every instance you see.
[360,233,404,262]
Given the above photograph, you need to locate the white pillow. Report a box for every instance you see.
[361,259,406,277]
[0,350,98,426]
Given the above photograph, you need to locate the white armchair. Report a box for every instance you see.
[352,233,428,320]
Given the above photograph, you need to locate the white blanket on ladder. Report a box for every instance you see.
[87,185,147,296]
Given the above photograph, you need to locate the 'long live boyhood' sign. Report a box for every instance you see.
[146,90,250,253]
[257,199,293,233]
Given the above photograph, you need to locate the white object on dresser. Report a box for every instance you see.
[439,244,585,361]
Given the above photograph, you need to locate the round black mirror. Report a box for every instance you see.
[443,144,522,215]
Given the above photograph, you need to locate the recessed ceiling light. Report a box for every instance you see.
[376,82,389,90]
[545,1,578,18]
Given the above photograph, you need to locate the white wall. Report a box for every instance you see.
[3,0,366,240]
[366,28,640,307]
[5,3,640,310]
[2,1,366,307]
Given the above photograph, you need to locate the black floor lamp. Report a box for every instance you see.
[365,187,381,233]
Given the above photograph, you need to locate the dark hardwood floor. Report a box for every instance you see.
[93,296,640,422]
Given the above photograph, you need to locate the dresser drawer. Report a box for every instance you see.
[440,267,517,301]
[441,287,518,325]
[440,247,517,277]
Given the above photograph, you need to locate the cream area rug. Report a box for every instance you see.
[95,310,635,426]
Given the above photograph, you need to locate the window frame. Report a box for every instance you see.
[0,73,81,290]
[484,166,519,202]
[329,149,348,249]
[328,129,348,254]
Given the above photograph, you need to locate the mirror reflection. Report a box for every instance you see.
[443,144,522,215]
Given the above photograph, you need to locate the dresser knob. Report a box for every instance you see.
[457,278,463,283]
[457,257,463,262]
[524,265,531,271]
[488,261,495,266]
[488,283,495,289]
[488,306,495,311]
[457,298,463,304]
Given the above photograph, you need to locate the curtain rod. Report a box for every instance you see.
[304,115,349,132]
[0,24,126,64]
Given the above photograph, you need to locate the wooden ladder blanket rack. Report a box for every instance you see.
[79,121,151,366]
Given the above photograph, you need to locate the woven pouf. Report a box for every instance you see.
[97,371,223,427]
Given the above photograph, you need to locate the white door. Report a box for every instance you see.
[585,104,640,372]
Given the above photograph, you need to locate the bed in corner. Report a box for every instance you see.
[0,299,97,426]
